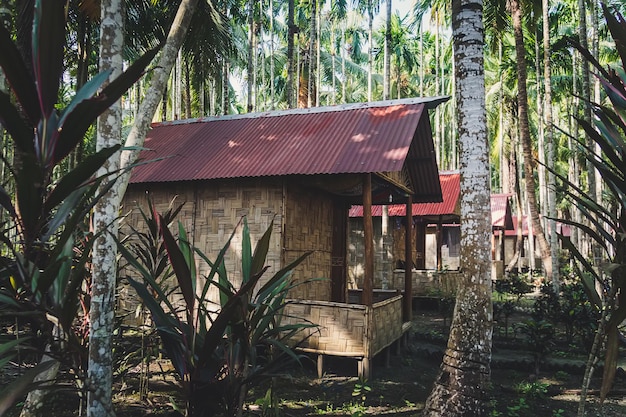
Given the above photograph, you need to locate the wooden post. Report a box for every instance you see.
[415,220,426,270]
[436,216,443,271]
[404,195,413,322]
[362,174,374,307]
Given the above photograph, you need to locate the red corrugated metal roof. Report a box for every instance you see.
[350,176,514,230]
[503,215,571,237]
[491,193,514,229]
[130,98,447,200]
[349,172,460,217]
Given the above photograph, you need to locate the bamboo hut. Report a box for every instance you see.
[123,98,447,379]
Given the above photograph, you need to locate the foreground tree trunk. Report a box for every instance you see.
[422,0,493,414]
[88,1,124,416]
[89,2,201,416]
[510,0,553,279]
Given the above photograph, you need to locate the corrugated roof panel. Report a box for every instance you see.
[131,98,445,185]
[349,172,459,217]
[491,193,513,229]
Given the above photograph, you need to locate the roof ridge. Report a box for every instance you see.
[153,96,450,127]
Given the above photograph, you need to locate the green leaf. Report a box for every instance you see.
[0,16,39,123]
[32,0,65,118]
[177,222,196,296]
[0,91,34,154]
[58,69,113,127]
[45,145,121,211]
[251,218,274,277]
[242,217,252,284]
[0,359,57,415]
[54,45,161,163]
[604,4,626,76]
[0,337,29,357]
[160,215,195,317]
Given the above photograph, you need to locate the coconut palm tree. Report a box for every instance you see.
[423,0,493,414]
[510,0,554,279]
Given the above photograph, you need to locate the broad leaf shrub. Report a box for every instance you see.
[118,198,317,416]
[0,0,159,412]
[556,3,626,402]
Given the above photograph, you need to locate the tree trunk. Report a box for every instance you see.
[247,0,255,112]
[383,0,392,100]
[286,0,296,108]
[118,0,200,197]
[510,0,552,279]
[307,0,317,108]
[269,0,275,109]
[367,0,373,101]
[423,0,493,414]
[88,1,124,416]
[577,0,596,212]
[542,0,559,287]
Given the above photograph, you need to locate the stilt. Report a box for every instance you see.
[317,354,324,378]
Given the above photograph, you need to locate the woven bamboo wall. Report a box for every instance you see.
[283,300,367,356]
[389,270,462,296]
[283,183,333,301]
[121,180,284,309]
[370,295,403,355]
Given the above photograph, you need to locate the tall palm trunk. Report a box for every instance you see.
[578,0,596,210]
[383,0,392,100]
[307,0,317,107]
[367,0,373,101]
[510,0,553,279]
[269,0,275,109]
[286,0,296,108]
[119,0,200,196]
[88,1,124,415]
[543,0,559,287]
[247,0,255,112]
[423,0,492,413]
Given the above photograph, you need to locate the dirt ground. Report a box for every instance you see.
[107,308,626,417]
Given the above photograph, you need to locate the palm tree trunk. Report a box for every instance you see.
[367,0,373,101]
[543,0,559,287]
[316,3,321,106]
[578,0,596,211]
[307,0,317,108]
[269,0,275,109]
[247,0,255,112]
[383,0,392,100]
[511,0,553,279]
[286,0,296,108]
[423,0,492,413]
[342,25,346,103]
[118,0,201,197]
[88,0,124,415]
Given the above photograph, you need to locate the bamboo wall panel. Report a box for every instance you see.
[284,296,404,359]
[283,184,333,301]
[370,295,403,355]
[283,300,367,356]
[122,180,283,310]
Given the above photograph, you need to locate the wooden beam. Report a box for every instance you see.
[436,216,443,271]
[362,174,374,307]
[404,195,413,321]
[415,220,426,269]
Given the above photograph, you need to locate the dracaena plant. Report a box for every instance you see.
[0,0,159,412]
[552,3,626,406]
[118,198,316,417]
